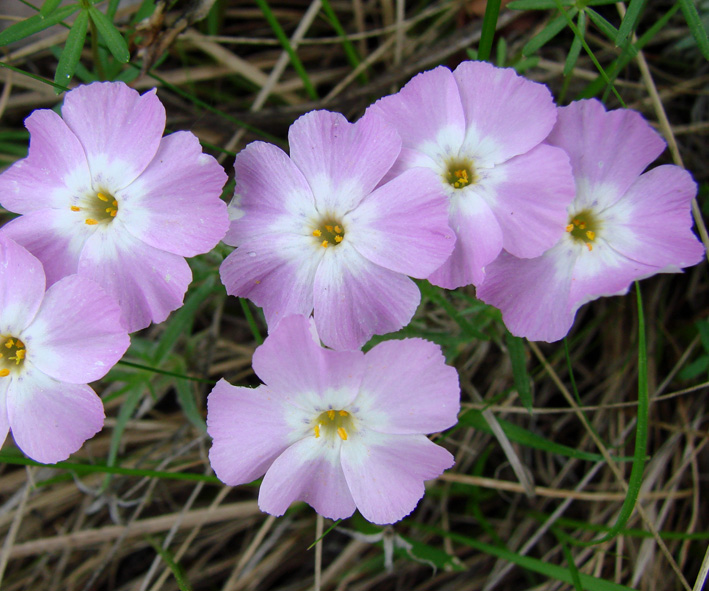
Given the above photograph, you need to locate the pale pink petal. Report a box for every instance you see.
[0,235,45,334]
[0,110,92,213]
[487,144,575,258]
[61,82,165,190]
[22,275,129,384]
[7,366,104,463]
[313,246,420,351]
[79,227,192,332]
[1,209,91,286]
[259,437,356,520]
[546,100,666,205]
[341,432,454,524]
[207,380,297,485]
[288,110,401,213]
[119,132,228,257]
[0,380,9,452]
[427,194,502,288]
[477,247,576,343]
[368,66,465,165]
[454,61,557,165]
[355,339,459,434]
[252,315,365,410]
[347,168,455,276]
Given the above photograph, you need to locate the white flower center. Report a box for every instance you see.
[0,335,26,376]
[311,217,346,249]
[443,157,478,189]
[566,209,600,252]
[70,190,119,226]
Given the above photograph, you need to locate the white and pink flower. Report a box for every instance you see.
[0,81,229,332]
[207,315,460,525]
[369,61,576,288]
[0,235,129,463]
[219,109,455,351]
[477,99,705,342]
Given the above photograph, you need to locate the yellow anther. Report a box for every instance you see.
[0,369,8,377]
[10,349,25,364]
[334,226,342,234]
[586,243,593,252]
[112,200,117,207]
[578,221,586,229]
[572,219,580,226]
[5,339,14,348]
[338,410,348,417]
[334,235,343,243]
[327,410,336,421]
[97,192,109,202]
[85,219,98,225]
[106,208,114,214]
[321,240,329,248]
[337,427,348,441]
[325,225,333,232]
[71,206,81,212]
[586,230,595,241]
[314,424,320,438]
[565,224,574,232]
[313,229,322,237]
[110,210,117,217]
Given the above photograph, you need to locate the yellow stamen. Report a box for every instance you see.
[71,206,81,212]
[334,226,342,234]
[105,208,114,214]
[586,230,595,241]
[327,410,336,421]
[314,424,320,438]
[325,225,333,232]
[110,210,117,217]
[85,219,98,225]
[312,229,322,237]
[334,235,343,243]
[321,240,329,248]
[337,427,348,441]
[586,243,593,252]
[0,369,8,377]
[338,410,348,417]
[5,339,14,348]
[565,224,574,232]
[97,192,109,202]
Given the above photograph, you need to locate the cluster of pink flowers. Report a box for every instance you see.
[0,59,703,524]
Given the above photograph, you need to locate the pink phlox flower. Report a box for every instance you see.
[219,109,455,351]
[477,99,706,342]
[368,60,576,288]
[0,81,229,333]
[207,315,460,525]
[0,235,130,463]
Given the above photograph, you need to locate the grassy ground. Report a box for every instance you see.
[0,0,708,590]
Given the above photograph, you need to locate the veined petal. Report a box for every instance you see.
[0,109,92,213]
[288,110,401,213]
[207,380,299,485]
[347,168,455,277]
[79,227,192,332]
[477,247,576,343]
[0,380,9,452]
[454,61,557,165]
[22,275,129,384]
[259,437,356,520]
[7,365,104,464]
[0,235,46,334]
[119,132,228,257]
[368,66,465,165]
[341,431,454,525]
[427,193,503,288]
[487,144,575,258]
[1,209,90,287]
[61,82,165,190]
[252,315,365,410]
[313,246,420,351]
[355,339,460,434]
[546,100,666,206]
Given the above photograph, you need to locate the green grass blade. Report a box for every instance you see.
[417,281,489,340]
[558,534,584,591]
[678,0,709,60]
[173,359,207,432]
[0,4,79,46]
[523,10,577,56]
[254,0,318,100]
[563,10,585,76]
[145,535,193,591]
[240,298,264,345]
[115,360,216,385]
[39,0,63,17]
[616,0,645,46]
[320,0,365,83]
[88,5,130,63]
[54,9,88,92]
[508,0,573,8]
[477,0,502,62]
[505,332,533,412]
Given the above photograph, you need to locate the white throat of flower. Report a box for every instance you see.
[71,190,119,226]
[311,408,357,443]
[0,335,26,377]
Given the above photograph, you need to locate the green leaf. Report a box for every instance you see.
[40,0,64,17]
[478,0,502,62]
[563,10,585,76]
[585,7,620,43]
[508,0,573,8]
[173,358,207,432]
[616,0,645,46]
[145,535,193,591]
[88,6,130,63]
[505,332,533,412]
[678,0,709,60]
[0,4,79,46]
[54,9,88,92]
[522,9,578,56]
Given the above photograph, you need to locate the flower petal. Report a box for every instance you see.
[78,227,192,332]
[259,437,356,520]
[22,275,129,384]
[341,432,454,524]
[546,99,666,205]
[119,131,228,257]
[288,110,401,213]
[207,380,297,485]
[427,194,503,288]
[0,380,9,452]
[486,144,575,258]
[0,235,46,334]
[1,208,90,286]
[7,366,104,463]
[313,246,420,350]
[347,168,455,277]
[61,82,165,190]
[454,61,557,165]
[355,339,460,434]
[0,109,93,213]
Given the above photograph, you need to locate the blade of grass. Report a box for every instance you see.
[477,0,502,62]
[0,3,79,46]
[563,10,585,76]
[678,0,709,60]
[320,0,366,83]
[116,360,216,384]
[522,10,577,56]
[88,6,130,63]
[54,8,88,91]
[39,0,63,17]
[505,332,533,412]
[145,535,193,591]
[615,0,645,46]
[240,298,263,344]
